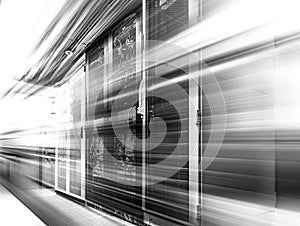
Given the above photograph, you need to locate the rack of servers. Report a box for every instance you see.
[49,1,201,225]
[0,1,276,226]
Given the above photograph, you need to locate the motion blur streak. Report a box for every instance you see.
[2,1,300,226]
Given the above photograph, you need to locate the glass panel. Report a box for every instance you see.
[57,88,68,190]
[111,14,137,182]
[147,0,188,41]
[113,13,136,79]
[86,13,142,222]
[87,44,105,181]
[69,76,82,196]
[146,64,189,223]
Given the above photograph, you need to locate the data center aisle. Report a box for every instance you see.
[0,176,134,226]
[0,184,45,226]
[29,188,135,226]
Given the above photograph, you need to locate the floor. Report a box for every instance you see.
[30,188,134,226]
[0,178,135,226]
[0,184,45,226]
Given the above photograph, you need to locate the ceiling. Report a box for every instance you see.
[0,0,67,96]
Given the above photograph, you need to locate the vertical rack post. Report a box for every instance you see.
[189,0,202,224]
[142,0,147,222]
[81,67,86,199]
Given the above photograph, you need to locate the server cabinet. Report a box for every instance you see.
[86,12,144,223]
[55,69,85,200]
[144,1,193,225]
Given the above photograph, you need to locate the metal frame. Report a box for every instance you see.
[55,1,204,224]
[55,67,86,200]
[55,85,69,192]
[188,0,202,225]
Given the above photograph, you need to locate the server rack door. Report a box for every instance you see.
[56,87,68,191]
[69,72,84,197]
[145,64,190,225]
[55,70,85,200]
[145,0,190,225]
[86,12,144,224]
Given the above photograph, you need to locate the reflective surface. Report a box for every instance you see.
[2,1,300,226]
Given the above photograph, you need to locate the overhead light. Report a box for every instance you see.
[64,50,73,56]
